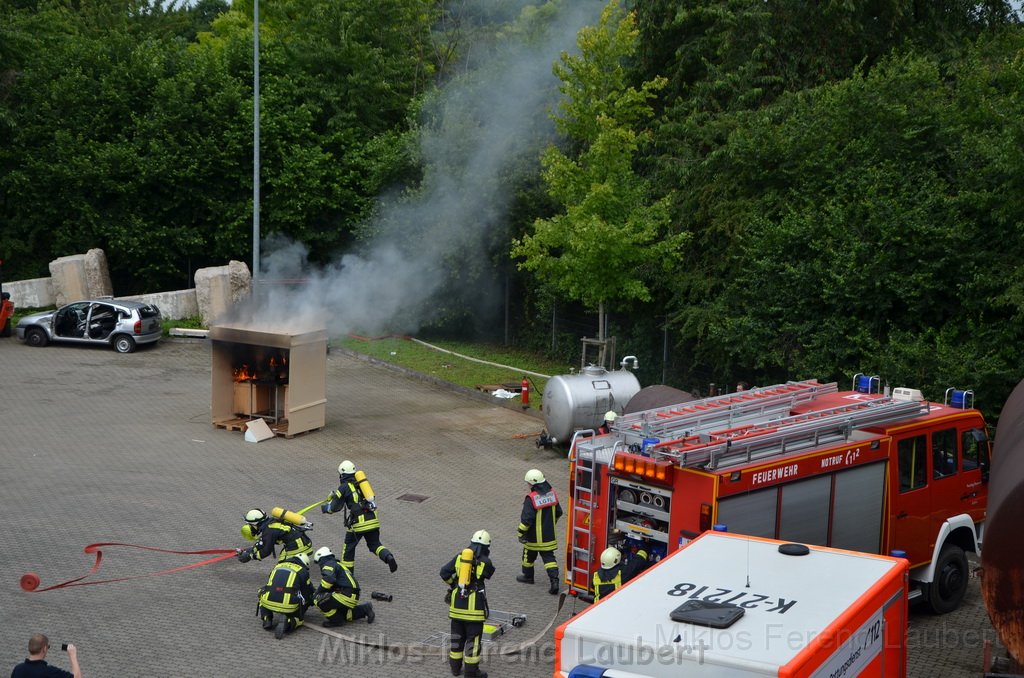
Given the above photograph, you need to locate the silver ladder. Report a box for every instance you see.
[654,397,930,470]
[613,380,839,441]
[568,429,600,593]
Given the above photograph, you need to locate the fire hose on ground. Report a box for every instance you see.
[18,497,570,657]
[19,500,325,592]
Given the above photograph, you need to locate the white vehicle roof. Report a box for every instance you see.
[558,532,905,677]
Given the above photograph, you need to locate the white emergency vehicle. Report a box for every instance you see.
[554,531,909,678]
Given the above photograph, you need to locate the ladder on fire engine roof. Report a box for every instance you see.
[654,396,931,471]
[611,379,839,442]
[568,428,607,594]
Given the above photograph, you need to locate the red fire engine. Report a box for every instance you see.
[565,376,991,614]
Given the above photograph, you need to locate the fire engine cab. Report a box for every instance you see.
[565,377,991,614]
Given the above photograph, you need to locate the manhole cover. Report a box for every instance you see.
[396,493,430,503]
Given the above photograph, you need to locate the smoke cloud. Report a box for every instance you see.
[225,0,604,336]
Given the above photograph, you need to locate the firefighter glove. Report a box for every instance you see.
[236,548,252,563]
[321,503,330,514]
[518,533,528,544]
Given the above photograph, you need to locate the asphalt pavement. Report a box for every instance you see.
[0,336,1008,677]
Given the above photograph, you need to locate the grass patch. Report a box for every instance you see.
[162,316,205,336]
[336,335,573,411]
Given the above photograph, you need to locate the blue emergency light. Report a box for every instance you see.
[945,388,974,409]
[567,666,610,678]
[853,373,881,394]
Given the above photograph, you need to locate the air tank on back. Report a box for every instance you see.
[541,357,641,444]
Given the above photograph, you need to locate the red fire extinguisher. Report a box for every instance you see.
[521,377,530,408]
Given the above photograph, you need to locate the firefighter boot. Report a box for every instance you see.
[261,615,274,631]
[548,571,560,595]
[385,553,398,573]
[515,566,534,584]
[273,614,287,640]
[449,658,462,676]
[358,602,375,624]
[464,664,487,678]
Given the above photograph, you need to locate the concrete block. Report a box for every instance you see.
[84,248,113,298]
[48,255,89,307]
[195,260,251,327]
[118,288,199,321]
[3,277,55,309]
[48,249,112,306]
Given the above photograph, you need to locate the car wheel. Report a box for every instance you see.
[926,543,968,614]
[25,327,48,347]
[113,334,136,354]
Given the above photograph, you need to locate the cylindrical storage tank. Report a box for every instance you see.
[542,365,641,443]
[982,377,1024,667]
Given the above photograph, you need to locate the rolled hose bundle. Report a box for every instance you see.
[20,543,237,592]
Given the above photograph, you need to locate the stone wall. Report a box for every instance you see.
[5,251,250,323]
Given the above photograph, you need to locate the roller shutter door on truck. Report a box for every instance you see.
[716,461,885,553]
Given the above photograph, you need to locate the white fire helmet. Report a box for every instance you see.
[604,411,618,422]
[338,460,356,475]
[293,553,311,569]
[244,508,267,524]
[600,547,622,569]
[313,547,333,564]
[525,469,545,485]
[471,530,492,546]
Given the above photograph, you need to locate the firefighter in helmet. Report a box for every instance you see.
[592,545,651,602]
[516,468,563,594]
[311,546,375,627]
[440,530,495,678]
[258,552,315,639]
[322,460,398,573]
[598,410,617,435]
[237,508,313,563]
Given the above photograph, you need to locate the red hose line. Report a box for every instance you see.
[21,542,237,592]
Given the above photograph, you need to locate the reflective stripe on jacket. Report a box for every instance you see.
[518,481,562,550]
[260,561,312,613]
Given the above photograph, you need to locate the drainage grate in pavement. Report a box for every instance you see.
[396,493,430,503]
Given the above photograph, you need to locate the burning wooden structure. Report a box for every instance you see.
[209,323,327,438]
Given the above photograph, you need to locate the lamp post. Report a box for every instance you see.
[252,0,261,283]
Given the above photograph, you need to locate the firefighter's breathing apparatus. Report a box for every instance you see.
[271,506,312,528]
[354,470,376,508]
[457,547,476,596]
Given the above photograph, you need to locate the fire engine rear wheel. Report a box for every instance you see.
[25,327,48,347]
[113,334,136,354]
[927,543,968,614]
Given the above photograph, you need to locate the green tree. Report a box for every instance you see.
[512,0,685,346]
[669,30,1024,416]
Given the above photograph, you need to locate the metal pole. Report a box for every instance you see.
[252,0,261,283]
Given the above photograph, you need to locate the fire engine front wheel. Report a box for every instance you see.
[927,543,968,614]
